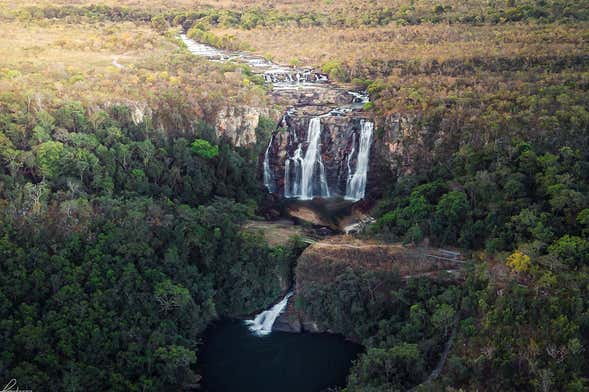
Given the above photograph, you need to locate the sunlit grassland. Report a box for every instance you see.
[0,20,172,104]
[210,22,588,71]
[209,20,588,130]
[0,19,267,124]
[3,0,584,17]
[0,21,160,72]
[0,0,477,12]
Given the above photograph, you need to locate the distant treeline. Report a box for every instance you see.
[10,1,589,29]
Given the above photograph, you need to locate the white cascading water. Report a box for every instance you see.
[345,120,374,201]
[182,32,374,202]
[346,133,356,184]
[348,90,370,105]
[284,117,329,199]
[299,117,329,200]
[245,292,293,336]
[284,144,303,198]
[263,135,275,192]
[284,159,291,197]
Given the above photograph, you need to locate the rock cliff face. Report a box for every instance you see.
[372,113,451,182]
[274,236,466,335]
[182,33,443,202]
[259,105,450,209]
[264,109,376,200]
[215,106,280,147]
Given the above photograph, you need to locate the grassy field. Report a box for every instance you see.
[0,21,160,73]
[210,22,588,70]
[0,18,268,130]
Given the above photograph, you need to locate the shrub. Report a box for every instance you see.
[191,138,219,159]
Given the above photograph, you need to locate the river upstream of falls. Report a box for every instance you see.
[182,34,369,391]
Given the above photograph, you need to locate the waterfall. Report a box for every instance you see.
[263,135,275,192]
[285,143,303,198]
[299,117,329,200]
[284,117,329,200]
[284,159,291,198]
[346,133,356,183]
[345,120,373,201]
[245,292,293,336]
[348,90,370,104]
[182,32,375,202]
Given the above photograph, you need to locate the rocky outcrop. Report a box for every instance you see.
[373,113,449,180]
[215,106,280,146]
[262,107,441,204]
[269,85,356,109]
[276,236,466,334]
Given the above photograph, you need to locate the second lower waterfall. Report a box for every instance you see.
[245,292,293,336]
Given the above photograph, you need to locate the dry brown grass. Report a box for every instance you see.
[0,19,267,124]
[0,20,175,107]
[242,219,307,246]
[0,20,161,72]
[299,235,464,281]
[210,22,588,71]
[0,1,459,12]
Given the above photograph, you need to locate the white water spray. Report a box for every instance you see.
[299,117,329,200]
[284,143,303,198]
[263,135,275,192]
[345,120,373,201]
[284,117,329,199]
[245,292,293,336]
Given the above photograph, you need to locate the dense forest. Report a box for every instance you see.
[1,1,588,391]
[0,95,303,389]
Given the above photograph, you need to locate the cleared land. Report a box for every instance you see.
[242,219,310,246]
[298,235,466,281]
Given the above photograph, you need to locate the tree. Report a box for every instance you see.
[191,139,219,159]
[151,15,169,34]
[548,235,589,267]
[35,141,65,179]
[506,250,531,273]
[155,345,197,384]
[577,209,589,237]
[433,191,469,244]
[349,344,424,390]
[432,303,456,336]
[154,279,192,312]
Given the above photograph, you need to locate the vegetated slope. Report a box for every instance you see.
[0,13,298,392]
[295,236,466,391]
[0,1,587,391]
[212,4,589,391]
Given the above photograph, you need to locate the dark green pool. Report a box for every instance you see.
[198,320,363,392]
